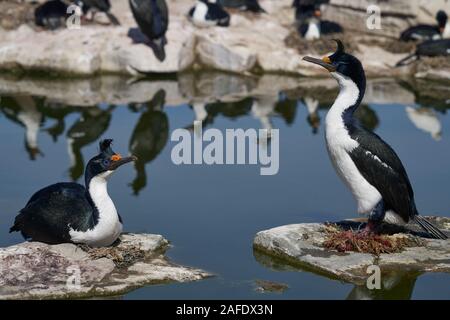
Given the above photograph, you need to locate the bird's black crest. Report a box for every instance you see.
[99,139,113,152]
[333,39,345,54]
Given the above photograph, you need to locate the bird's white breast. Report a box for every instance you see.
[192,2,215,27]
[325,73,382,214]
[69,171,122,247]
[305,21,320,40]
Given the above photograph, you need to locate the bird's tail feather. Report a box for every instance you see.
[106,12,121,26]
[395,53,418,67]
[413,215,448,240]
[150,37,167,62]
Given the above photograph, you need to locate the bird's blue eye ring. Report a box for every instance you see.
[103,159,110,166]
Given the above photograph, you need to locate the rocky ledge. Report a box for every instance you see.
[253,217,450,285]
[0,0,449,80]
[0,233,211,299]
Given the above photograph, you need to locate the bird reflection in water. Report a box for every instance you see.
[128,89,169,195]
[0,95,44,160]
[42,101,76,142]
[406,106,442,141]
[346,271,420,300]
[66,105,115,181]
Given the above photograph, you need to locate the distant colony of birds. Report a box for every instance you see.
[8,0,449,246]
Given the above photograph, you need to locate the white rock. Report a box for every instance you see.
[0,233,211,299]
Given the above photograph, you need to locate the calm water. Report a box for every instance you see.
[0,73,449,299]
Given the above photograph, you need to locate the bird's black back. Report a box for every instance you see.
[320,20,343,34]
[82,0,111,12]
[206,2,230,21]
[400,25,440,41]
[417,39,450,57]
[11,183,97,244]
[35,0,68,29]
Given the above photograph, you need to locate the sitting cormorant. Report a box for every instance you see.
[10,139,137,247]
[73,0,120,25]
[188,0,231,27]
[400,10,449,42]
[303,40,447,239]
[35,0,69,30]
[129,0,169,62]
[395,39,450,66]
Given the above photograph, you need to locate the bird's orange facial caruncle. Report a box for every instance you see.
[322,56,331,64]
[111,154,122,162]
[303,55,336,72]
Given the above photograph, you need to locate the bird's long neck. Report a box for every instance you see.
[327,72,365,130]
[85,172,118,225]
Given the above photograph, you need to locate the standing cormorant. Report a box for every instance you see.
[129,0,169,62]
[303,40,447,239]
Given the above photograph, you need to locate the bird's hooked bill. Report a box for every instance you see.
[108,155,138,170]
[303,56,336,72]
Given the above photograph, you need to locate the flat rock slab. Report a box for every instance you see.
[0,233,211,299]
[253,217,450,284]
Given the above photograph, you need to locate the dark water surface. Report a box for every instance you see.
[0,73,449,299]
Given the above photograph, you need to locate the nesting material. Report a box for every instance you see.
[87,245,147,268]
[322,224,423,256]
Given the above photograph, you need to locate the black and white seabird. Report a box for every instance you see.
[35,0,69,30]
[400,10,449,42]
[395,38,450,66]
[188,0,231,28]
[73,0,120,25]
[297,5,342,40]
[129,0,169,62]
[303,40,447,239]
[10,139,137,246]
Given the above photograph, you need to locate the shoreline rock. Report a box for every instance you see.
[0,0,449,80]
[253,217,450,285]
[0,233,211,299]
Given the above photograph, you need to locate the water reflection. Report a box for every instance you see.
[67,105,115,181]
[0,96,43,160]
[253,248,421,300]
[346,271,420,300]
[405,106,442,141]
[128,90,169,195]
[0,72,449,299]
[0,74,449,186]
